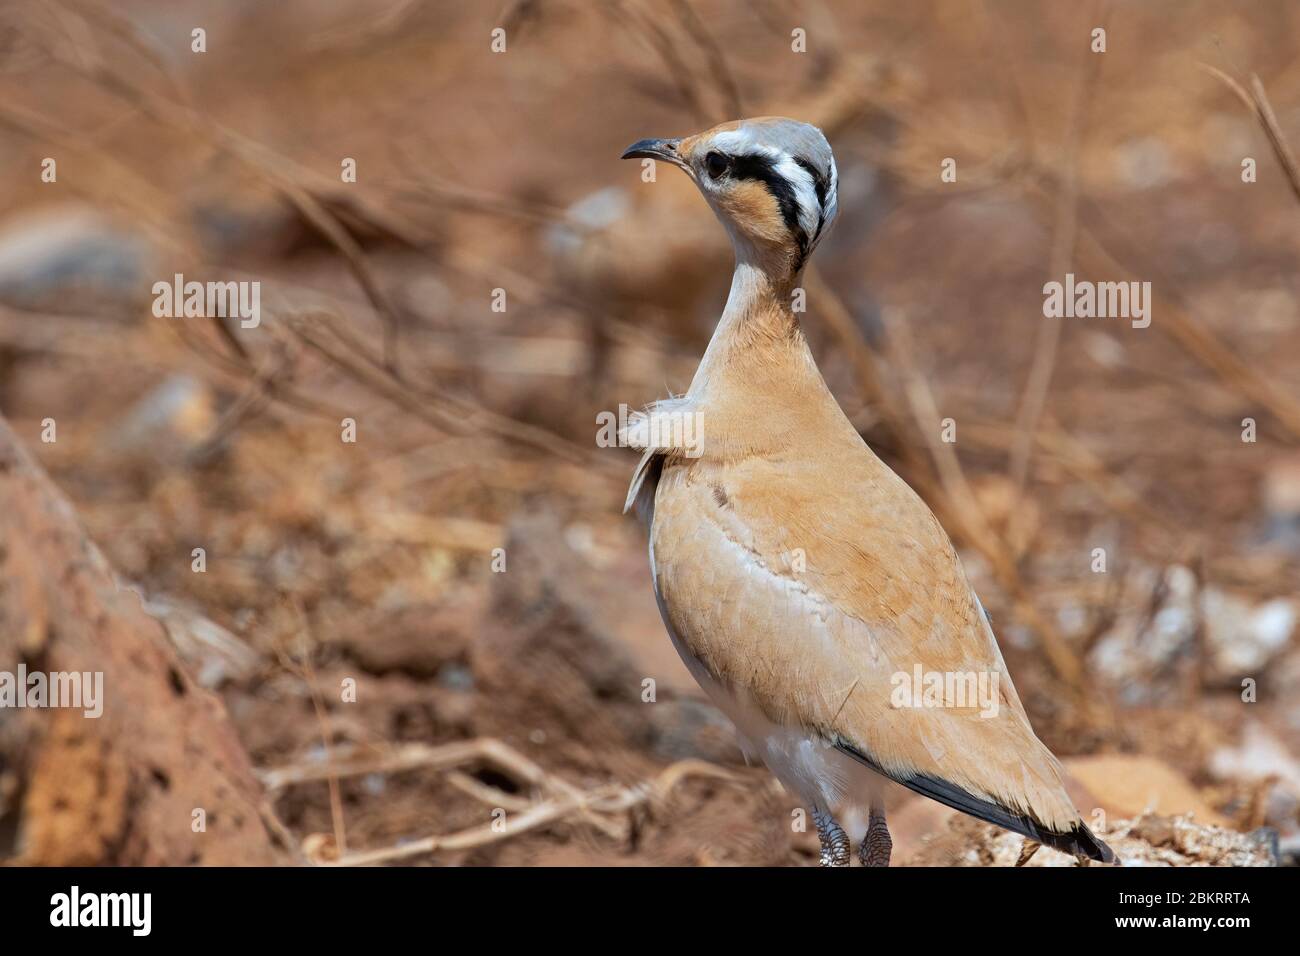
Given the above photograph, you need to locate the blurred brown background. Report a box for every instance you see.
[0,0,1297,866]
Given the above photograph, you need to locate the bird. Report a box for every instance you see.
[620,117,1114,867]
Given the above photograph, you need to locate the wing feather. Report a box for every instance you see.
[650,441,1111,859]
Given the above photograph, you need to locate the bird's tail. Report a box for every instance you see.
[1041,821,1116,864]
[837,742,1118,864]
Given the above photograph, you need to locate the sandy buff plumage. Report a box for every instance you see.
[621,117,1113,866]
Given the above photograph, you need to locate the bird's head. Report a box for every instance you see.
[622,116,838,280]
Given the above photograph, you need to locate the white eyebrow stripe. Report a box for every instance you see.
[774,155,821,240]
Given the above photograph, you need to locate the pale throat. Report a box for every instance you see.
[685,234,811,402]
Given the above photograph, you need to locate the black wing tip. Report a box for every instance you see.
[1048,823,1117,864]
[836,741,1118,864]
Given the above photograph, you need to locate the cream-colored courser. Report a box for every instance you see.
[621,118,1113,867]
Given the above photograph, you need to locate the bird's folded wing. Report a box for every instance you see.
[651,450,1084,835]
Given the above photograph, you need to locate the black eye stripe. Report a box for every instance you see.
[729,154,805,236]
[729,152,810,266]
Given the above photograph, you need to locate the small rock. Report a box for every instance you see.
[0,204,150,314]
[1264,455,1300,519]
[1262,454,1300,554]
[134,589,261,688]
[111,374,218,461]
[1202,589,1296,682]
[1090,565,1197,703]
[1210,722,1300,795]
[545,186,630,259]
[1113,137,1177,190]
[1065,754,1229,827]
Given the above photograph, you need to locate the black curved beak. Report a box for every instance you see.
[621,137,683,165]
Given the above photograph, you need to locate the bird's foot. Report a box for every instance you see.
[813,809,851,867]
[859,808,891,867]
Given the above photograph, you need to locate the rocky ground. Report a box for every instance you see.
[0,0,1298,866]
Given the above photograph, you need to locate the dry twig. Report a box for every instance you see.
[260,737,741,865]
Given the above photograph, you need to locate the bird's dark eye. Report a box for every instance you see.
[704,151,729,179]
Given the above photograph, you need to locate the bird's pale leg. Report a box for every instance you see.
[859,807,892,867]
[812,809,851,867]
